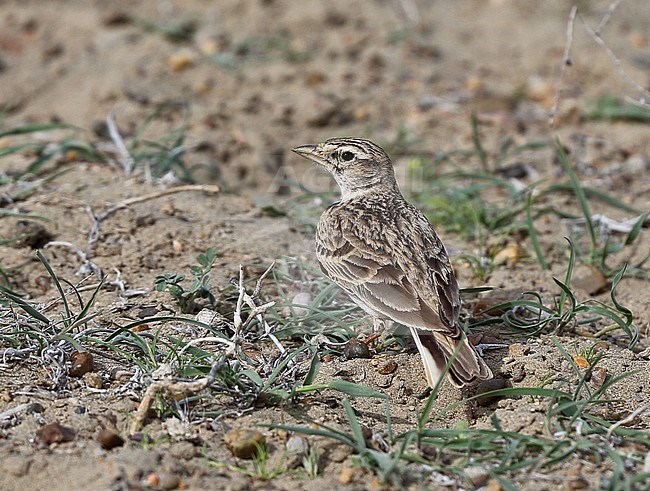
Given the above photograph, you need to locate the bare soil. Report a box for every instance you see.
[0,1,649,490]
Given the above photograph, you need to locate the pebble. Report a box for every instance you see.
[290,292,313,317]
[153,471,180,490]
[377,360,397,375]
[97,429,125,450]
[475,378,508,406]
[285,435,309,470]
[573,265,606,295]
[224,429,265,459]
[168,49,195,72]
[465,466,489,487]
[572,355,589,369]
[343,339,372,359]
[338,467,355,484]
[69,351,93,377]
[511,366,526,383]
[493,244,527,266]
[36,422,75,444]
[588,366,608,389]
[508,343,529,357]
[26,402,44,414]
[83,372,104,389]
[485,479,502,491]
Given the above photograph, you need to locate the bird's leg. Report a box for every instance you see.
[364,317,386,345]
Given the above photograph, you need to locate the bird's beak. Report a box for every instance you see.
[292,144,326,166]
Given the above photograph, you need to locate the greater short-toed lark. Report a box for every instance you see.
[292,137,492,388]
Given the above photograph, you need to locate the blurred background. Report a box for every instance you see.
[1,0,648,193]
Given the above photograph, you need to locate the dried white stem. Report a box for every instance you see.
[106,111,134,175]
[550,5,578,128]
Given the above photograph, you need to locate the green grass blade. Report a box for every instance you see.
[342,399,366,449]
[470,111,488,171]
[36,250,71,322]
[625,212,648,246]
[556,141,595,248]
[0,287,51,324]
[526,189,549,270]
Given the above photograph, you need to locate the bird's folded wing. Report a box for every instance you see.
[317,228,461,335]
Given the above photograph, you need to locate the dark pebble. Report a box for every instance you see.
[36,422,75,444]
[97,429,125,450]
[474,378,508,406]
[137,306,159,318]
[26,402,45,414]
[343,339,372,359]
[69,351,93,377]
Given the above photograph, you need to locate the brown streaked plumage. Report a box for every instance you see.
[292,137,492,388]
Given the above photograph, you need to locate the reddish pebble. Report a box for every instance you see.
[36,422,75,444]
[69,351,93,377]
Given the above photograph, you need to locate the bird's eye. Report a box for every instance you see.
[340,151,355,162]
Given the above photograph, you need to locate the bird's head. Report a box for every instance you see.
[292,137,399,200]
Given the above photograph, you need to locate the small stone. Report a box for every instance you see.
[36,422,75,444]
[573,356,589,369]
[137,306,159,318]
[493,244,527,266]
[69,351,93,377]
[485,478,502,491]
[155,472,180,490]
[97,429,125,450]
[168,49,195,71]
[465,466,489,487]
[343,339,372,359]
[511,366,526,383]
[573,265,607,295]
[338,467,355,484]
[285,435,309,469]
[588,366,608,389]
[26,402,44,414]
[377,360,397,375]
[224,429,265,459]
[83,372,103,389]
[172,239,184,252]
[475,378,508,406]
[508,343,529,357]
[290,292,312,317]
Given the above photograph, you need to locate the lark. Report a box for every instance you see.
[292,137,492,388]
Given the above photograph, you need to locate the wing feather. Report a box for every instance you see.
[317,208,460,336]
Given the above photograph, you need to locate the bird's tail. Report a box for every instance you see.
[409,327,492,388]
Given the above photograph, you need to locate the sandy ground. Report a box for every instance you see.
[0,1,649,490]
